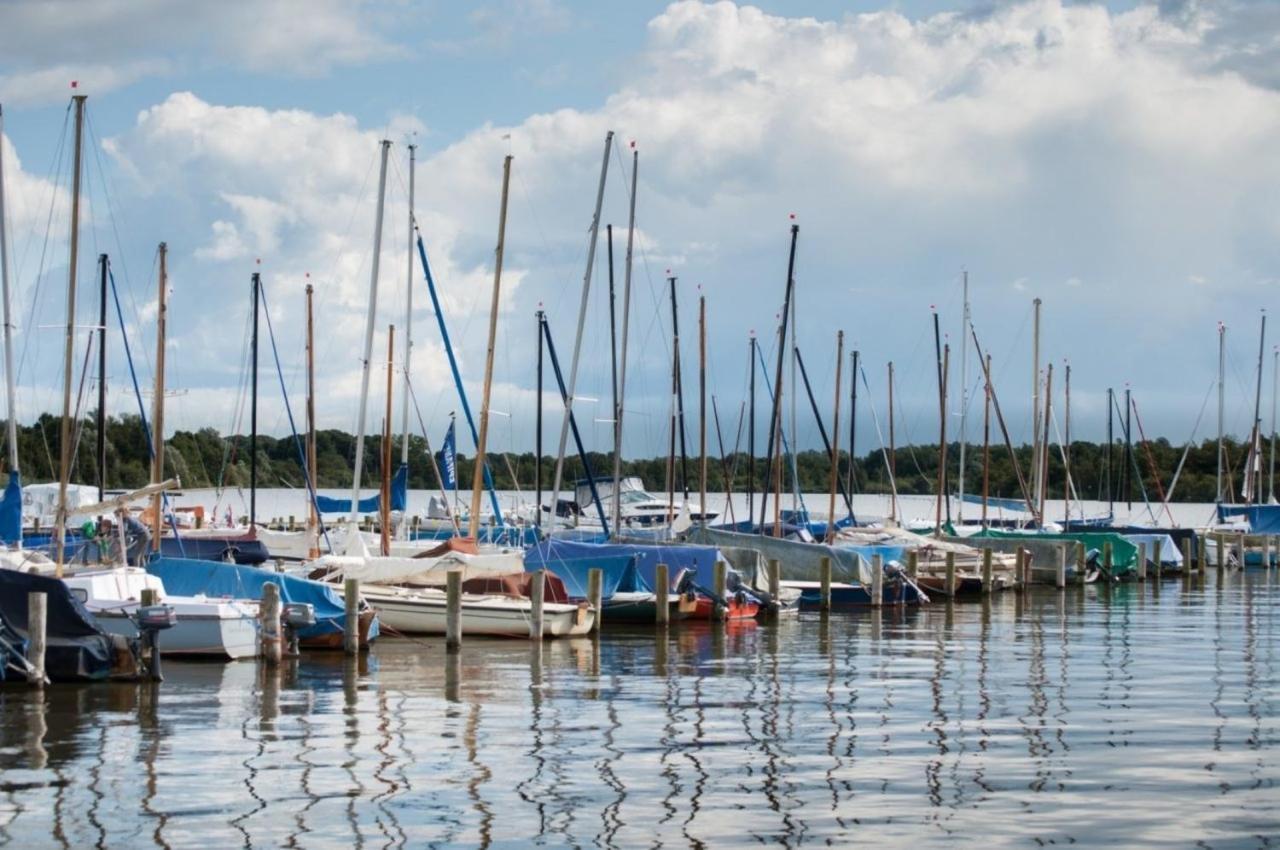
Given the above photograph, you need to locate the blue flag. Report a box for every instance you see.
[435,421,457,490]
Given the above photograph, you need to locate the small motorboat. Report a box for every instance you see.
[358,583,595,638]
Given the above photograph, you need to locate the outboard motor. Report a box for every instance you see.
[134,604,177,682]
[282,602,316,656]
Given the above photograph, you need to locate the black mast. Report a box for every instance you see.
[535,308,544,527]
[759,223,799,532]
[607,225,618,473]
[848,349,859,500]
[250,272,259,527]
[794,345,856,518]
[747,334,756,523]
[669,276,689,499]
[1106,387,1113,516]
[96,254,108,502]
[1124,387,1132,511]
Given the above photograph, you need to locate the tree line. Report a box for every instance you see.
[5,411,1269,505]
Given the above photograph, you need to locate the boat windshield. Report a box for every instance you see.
[619,490,656,505]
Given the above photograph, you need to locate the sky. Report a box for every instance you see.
[0,0,1278,467]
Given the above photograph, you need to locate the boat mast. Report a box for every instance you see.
[535,309,543,528]
[1030,297,1042,515]
[96,254,107,502]
[933,310,946,535]
[670,276,689,501]
[150,243,168,552]
[1106,387,1114,516]
[382,325,394,556]
[54,94,86,575]
[1217,322,1225,504]
[401,144,415,469]
[468,154,512,538]
[758,223,799,532]
[1250,311,1266,504]
[957,271,969,522]
[826,330,844,543]
[1040,363,1052,526]
[849,349,858,501]
[982,353,991,527]
[1124,385,1132,511]
[0,104,18,476]
[888,360,896,523]
[306,282,319,558]
[250,270,259,528]
[548,132,613,519]
[1063,361,1071,524]
[698,294,707,521]
[607,224,618,472]
[609,144,638,539]
[1271,346,1278,503]
[349,139,392,526]
[747,333,756,523]
[665,276,677,526]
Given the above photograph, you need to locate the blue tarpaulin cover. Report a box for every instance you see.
[315,464,407,515]
[0,569,115,681]
[1217,504,1280,534]
[524,539,724,597]
[147,556,375,643]
[0,470,21,545]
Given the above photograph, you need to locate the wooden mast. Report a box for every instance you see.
[1039,362,1052,526]
[825,331,844,543]
[306,281,319,558]
[468,155,512,538]
[150,243,168,552]
[54,94,86,575]
[381,325,394,556]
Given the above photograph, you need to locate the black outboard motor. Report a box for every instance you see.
[282,602,316,656]
[134,604,176,681]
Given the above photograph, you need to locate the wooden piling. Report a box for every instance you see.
[1215,533,1224,570]
[261,581,282,666]
[140,588,159,607]
[1198,534,1207,573]
[1076,541,1085,580]
[529,569,546,639]
[713,560,728,621]
[655,563,670,626]
[1056,545,1067,589]
[982,548,993,595]
[587,567,603,634]
[871,554,883,607]
[819,556,832,612]
[343,578,359,655]
[1137,543,1147,582]
[767,558,781,602]
[906,550,918,580]
[27,592,46,686]
[1153,539,1163,580]
[445,571,462,651]
[1103,542,1113,577]
[1264,536,1272,570]
[944,551,956,597]
[1182,537,1192,576]
[1237,533,1246,569]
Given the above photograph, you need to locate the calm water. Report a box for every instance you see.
[1,572,1277,848]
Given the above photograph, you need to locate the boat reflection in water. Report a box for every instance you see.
[0,571,1277,847]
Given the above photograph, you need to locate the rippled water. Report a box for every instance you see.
[1,571,1277,848]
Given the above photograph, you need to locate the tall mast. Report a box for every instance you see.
[825,330,844,543]
[468,154,512,538]
[250,271,259,528]
[1250,311,1266,504]
[150,243,168,552]
[698,294,707,520]
[0,104,18,474]
[982,353,991,527]
[933,310,946,535]
[609,145,637,539]
[54,94,86,575]
[535,309,543,528]
[549,131,613,517]
[382,325,394,556]
[349,139,392,525]
[1217,323,1225,504]
[607,224,618,467]
[1270,347,1278,503]
[1063,362,1071,524]
[669,275,689,500]
[747,333,756,524]
[665,279,677,526]
[401,144,415,467]
[888,360,896,523]
[1030,297,1042,512]
[1124,386,1132,511]
[957,270,969,522]
[1107,387,1114,516]
[96,254,108,502]
[848,349,858,500]
[758,223,799,532]
[306,282,319,558]
[1040,363,1052,526]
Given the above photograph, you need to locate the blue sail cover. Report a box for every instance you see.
[1217,504,1280,534]
[314,464,408,515]
[0,470,20,544]
[147,556,376,643]
[525,539,724,597]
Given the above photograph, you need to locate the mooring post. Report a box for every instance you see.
[1153,539,1163,580]
[819,556,832,612]
[27,592,46,687]
[1076,541,1086,581]
[1137,543,1147,582]
[1198,534,1207,573]
[1263,536,1272,570]
[587,567,603,634]
[529,569,546,639]
[944,551,956,597]
[907,549,918,580]
[713,560,728,621]
[446,570,462,651]
[767,558,781,602]
[140,588,159,607]
[343,578,360,655]
[982,548,993,595]
[1057,545,1067,589]
[1181,537,1192,577]
[1237,533,1246,569]
[871,554,883,607]
[655,563,670,626]
[1103,542,1113,577]
[261,582,282,666]
[1215,533,1224,570]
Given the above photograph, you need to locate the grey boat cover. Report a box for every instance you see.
[684,526,871,585]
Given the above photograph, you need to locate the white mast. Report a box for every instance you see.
[1030,296,1042,520]
[0,104,18,472]
[349,139,392,525]
[956,270,969,522]
[1217,322,1226,504]
[548,131,613,520]
[400,143,415,468]
[610,146,638,538]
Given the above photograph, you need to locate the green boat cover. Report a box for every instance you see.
[970,529,1138,575]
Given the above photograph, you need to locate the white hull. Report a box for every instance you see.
[92,608,259,660]
[360,586,593,637]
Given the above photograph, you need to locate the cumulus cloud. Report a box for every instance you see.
[43,0,1280,444]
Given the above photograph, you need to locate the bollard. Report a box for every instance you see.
[261,582,282,666]
[907,550,918,580]
[1182,537,1192,576]
[446,571,462,651]
[981,548,993,595]
[529,569,546,639]
[1153,539,1163,580]
[655,563,670,626]
[587,568,603,635]
[871,555,884,607]
[819,556,832,612]
[713,560,729,621]
[1137,543,1147,582]
[768,558,781,602]
[945,551,956,597]
[1056,545,1067,589]
[27,592,46,686]
[343,578,360,655]
[1198,534,1207,573]
[1076,541,1086,580]
[1215,533,1224,570]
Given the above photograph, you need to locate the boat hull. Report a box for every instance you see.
[362,587,594,638]
[91,609,259,660]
